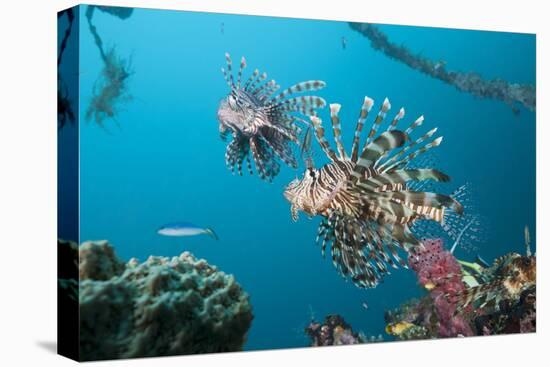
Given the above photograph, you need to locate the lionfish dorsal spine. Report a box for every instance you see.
[358,168,450,192]
[272,96,326,117]
[236,56,246,89]
[270,80,326,105]
[388,107,406,132]
[350,96,375,163]
[372,107,407,166]
[310,116,339,162]
[377,126,439,172]
[224,52,235,87]
[243,68,260,90]
[329,104,348,160]
[349,129,408,184]
[365,97,392,146]
[249,72,268,94]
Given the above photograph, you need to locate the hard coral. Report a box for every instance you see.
[78,241,253,360]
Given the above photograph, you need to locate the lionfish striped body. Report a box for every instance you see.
[284,97,463,288]
[451,226,536,313]
[217,53,326,181]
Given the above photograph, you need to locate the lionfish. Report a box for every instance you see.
[217,53,326,181]
[284,96,464,288]
[450,226,536,313]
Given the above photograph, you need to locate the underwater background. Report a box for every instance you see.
[58,6,535,351]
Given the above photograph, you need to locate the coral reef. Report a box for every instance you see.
[63,240,253,360]
[409,238,474,337]
[349,22,536,113]
[385,231,536,340]
[57,240,79,358]
[474,287,536,335]
[305,314,382,346]
[79,240,125,280]
[384,299,433,340]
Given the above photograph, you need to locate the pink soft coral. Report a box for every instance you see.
[409,238,473,337]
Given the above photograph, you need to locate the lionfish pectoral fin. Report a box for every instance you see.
[290,203,299,222]
[447,277,505,314]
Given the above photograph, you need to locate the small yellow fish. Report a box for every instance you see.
[385,321,415,336]
[424,281,436,290]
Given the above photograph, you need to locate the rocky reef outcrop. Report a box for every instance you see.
[305,314,363,346]
[305,314,383,346]
[59,240,253,361]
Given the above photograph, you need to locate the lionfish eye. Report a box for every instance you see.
[228,95,238,108]
[307,168,316,178]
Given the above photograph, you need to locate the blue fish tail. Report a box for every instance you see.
[205,228,219,240]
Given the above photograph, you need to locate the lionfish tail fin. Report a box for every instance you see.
[413,183,484,255]
[444,184,484,252]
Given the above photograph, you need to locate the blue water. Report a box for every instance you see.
[59,6,536,351]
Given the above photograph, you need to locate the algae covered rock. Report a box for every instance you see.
[78,241,253,360]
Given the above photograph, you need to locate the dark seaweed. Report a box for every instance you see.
[85,48,132,126]
[85,5,133,127]
[57,9,76,130]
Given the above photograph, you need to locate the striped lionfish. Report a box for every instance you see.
[217,53,326,181]
[451,226,536,313]
[283,97,464,288]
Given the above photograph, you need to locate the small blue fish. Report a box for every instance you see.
[157,222,218,240]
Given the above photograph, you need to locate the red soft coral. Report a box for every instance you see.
[409,238,473,337]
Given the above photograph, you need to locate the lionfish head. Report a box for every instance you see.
[283,167,319,221]
[217,92,258,137]
[515,256,537,286]
[500,254,536,297]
